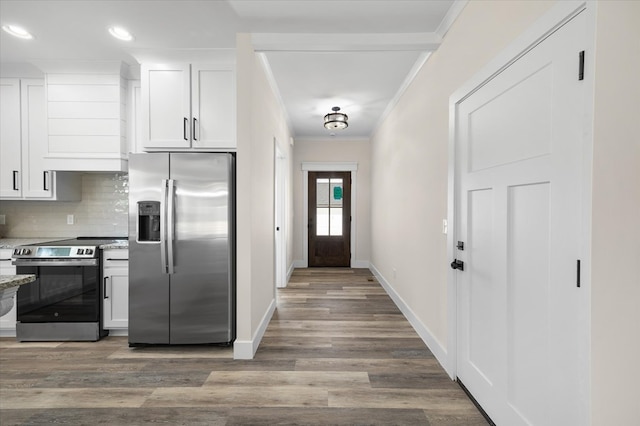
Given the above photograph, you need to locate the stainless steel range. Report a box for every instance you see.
[12,237,123,341]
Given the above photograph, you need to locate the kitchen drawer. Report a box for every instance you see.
[103,249,129,267]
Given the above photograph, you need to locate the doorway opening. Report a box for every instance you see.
[301,162,358,268]
[308,171,351,267]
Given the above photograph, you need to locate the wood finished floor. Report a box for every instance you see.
[0,268,487,425]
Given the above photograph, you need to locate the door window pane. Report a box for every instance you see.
[330,207,343,236]
[315,177,344,236]
[316,207,329,236]
[330,179,343,207]
[316,179,329,207]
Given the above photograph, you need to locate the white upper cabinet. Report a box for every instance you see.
[141,63,236,150]
[192,65,236,149]
[0,78,81,201]
[44,73,128,171]
[0,79,22,198]
[141,64,191,149]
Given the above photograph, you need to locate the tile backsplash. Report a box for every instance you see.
[0,173,128,238]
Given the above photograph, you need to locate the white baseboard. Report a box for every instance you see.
[369,263,450,373]
[287,262,295,281]
[233,298,276,360]
[352,260,370,268]
[293,259,305,268]
[0,329,15,338]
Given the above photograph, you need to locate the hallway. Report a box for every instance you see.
[0,268,486,425]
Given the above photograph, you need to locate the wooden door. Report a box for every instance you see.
[454,11,587,426]
[308,171,351,267]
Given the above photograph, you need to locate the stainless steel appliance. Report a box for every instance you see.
[12,238,119,341]
[128,153,235,346]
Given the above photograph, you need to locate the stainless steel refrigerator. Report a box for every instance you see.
[128,153,234,345]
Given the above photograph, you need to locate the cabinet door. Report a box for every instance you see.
[103,267,129,328]
[191,65,236,149]
[141,64,191,149]
[0,79,23,198]
[103,249,129,329]
[0,249,18,333]
[21,79,52,199]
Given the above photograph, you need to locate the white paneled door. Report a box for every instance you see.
[454,10,588,426]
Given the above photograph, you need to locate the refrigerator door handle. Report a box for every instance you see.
[160,179,169,274]
[167,179,176,274]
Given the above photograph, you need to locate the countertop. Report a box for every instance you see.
[0,238,128,250]
[0,238,63,249]
[0,274,36,291]
[100,240,128,249]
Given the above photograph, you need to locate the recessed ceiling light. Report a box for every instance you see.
[2,25,34,40]
[108,26,133,41]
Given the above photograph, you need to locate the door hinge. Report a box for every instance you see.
[578,50,585,81]
[576,259,581,288]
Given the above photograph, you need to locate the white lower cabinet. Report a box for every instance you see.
[0,249,17,335]
[102,249,129,330]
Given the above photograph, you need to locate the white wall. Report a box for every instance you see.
[292,138,371,267]
[235,33,293,359]
[370,0,555,353]
[591,1,640,424]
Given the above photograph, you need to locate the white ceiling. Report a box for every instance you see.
[0,0,462,139]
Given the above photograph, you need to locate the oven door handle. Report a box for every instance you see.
[12,259,99,267]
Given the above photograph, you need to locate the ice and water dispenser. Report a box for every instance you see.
[137,201,160,242]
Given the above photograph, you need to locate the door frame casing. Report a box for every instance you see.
[446,0,594,405]
[274,139,288,288]
[302,162,358,268]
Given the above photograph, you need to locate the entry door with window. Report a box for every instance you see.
[308,172,351,267]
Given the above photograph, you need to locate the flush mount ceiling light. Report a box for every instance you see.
[324,106,348,130]
[2,24,34,39]
[108,26,134,41]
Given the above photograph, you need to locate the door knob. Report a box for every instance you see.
[450,259,464,271]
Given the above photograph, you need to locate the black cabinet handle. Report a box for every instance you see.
[450,259,464,271]
[183,117,188,141]
[103,276,109,299]
[193,118,198,141]
[43,171,49,191]
[12,171,19,190]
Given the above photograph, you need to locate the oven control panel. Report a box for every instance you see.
[12,246,99,259]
